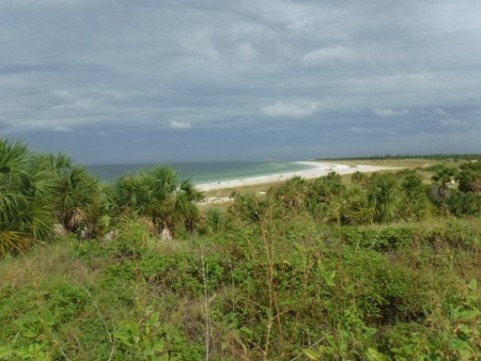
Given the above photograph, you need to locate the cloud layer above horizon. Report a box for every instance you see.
[1,0,481,163]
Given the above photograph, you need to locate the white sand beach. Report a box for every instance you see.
[196,161,396,192]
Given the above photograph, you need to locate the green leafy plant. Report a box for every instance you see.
[115,313,169,360]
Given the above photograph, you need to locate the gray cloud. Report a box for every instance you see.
[261,101,319,118]
[301,46,358,67]
[374,108,410,117]
[1,0,481,162]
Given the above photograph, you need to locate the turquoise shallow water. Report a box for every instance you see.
[87,161,315,184]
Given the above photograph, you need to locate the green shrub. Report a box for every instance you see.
[342,226,414,251]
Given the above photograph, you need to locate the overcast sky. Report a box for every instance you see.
[1,0,481,164]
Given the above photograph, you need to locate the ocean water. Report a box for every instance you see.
[87,161,316,184]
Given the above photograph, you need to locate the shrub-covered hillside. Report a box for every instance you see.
[1,138,481,360]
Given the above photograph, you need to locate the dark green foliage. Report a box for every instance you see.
[108,166,203,237]
[268,176,307,210]
[366,173,402,223]
[431,165,457,199]
[446,190,481,216]
[305,172,346,221]
[1,136,207,257]
[0,140,55,254]
[457,160,481,193]
[399,171,431,220]
[203,208,232,234]
[336,185,373,225]
[230,169,441,227]
[351,170,369,187]
[0,139,104,256]
[342,226,414,251]
[54,166,102,236]
[229,192,270,224]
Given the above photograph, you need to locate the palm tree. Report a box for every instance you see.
[111,173,143,215]
[0,139,55,255]
[400,171,430,220]
[28,152,102,238]
[110,166,204,238]
[0,231,39,257]
[336,186,373,225]
[0,140,28,222]
[351,171,369,187]
[139,167,178,232]
[457,161,481,193]
[0,139,28,174]
[304,172,345,219]
[29,152,72,174]
[367,173,401,223]
[230,192,269,224]
[431,166,457,199]
[173,178,204,233]
[0,138,107,255]
[54,166,102,238]
[268,176,306,209]
[0,142,34,256]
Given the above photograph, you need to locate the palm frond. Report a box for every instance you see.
[0,139,28,174]
[0,231,38,257]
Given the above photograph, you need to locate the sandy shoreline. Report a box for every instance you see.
[196,161,396,192]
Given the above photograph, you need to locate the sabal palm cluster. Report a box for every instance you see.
[106,166,203,237]
[0,139,103,256]
[231,170,435,226]
[1,138,204,257]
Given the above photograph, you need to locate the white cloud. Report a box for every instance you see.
[349,126,368,133]
[440,118,467,126]
[170,120,192,129]
[261,101,319,118]
[374,108,410,117]
[301,46,356,67]
[434,108,448,116]
[180,31,220,62]
[53,98,99,110]
[52,125,72,132]
[234,43,258,61]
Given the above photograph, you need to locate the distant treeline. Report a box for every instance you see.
[316,153,481,161]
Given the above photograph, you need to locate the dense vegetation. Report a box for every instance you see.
[1,138,481,360]
[0,138,202,257]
